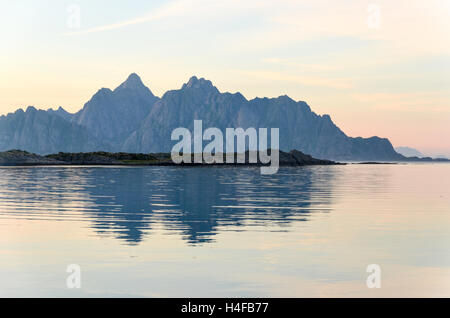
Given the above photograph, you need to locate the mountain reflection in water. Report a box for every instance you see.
[0,166,336,244]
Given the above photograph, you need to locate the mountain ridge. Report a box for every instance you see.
[0,73,407,161]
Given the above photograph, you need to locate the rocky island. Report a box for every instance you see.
[0,149,337,166]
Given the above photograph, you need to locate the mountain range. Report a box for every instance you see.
[0,73,406,161]
[395,146,424,158]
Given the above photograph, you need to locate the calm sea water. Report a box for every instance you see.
[0,164,449,297]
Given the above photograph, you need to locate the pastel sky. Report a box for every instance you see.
[1,0,449,156]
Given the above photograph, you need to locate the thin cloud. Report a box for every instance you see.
[64,0,193,36]
[64,0,268,36]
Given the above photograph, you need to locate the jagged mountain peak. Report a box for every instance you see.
[89,88,113,102]
[47,106,69,112]
[115,73,148,92]
[57,106,71,114]
[277,95,294,102]
[25,106,37,113]
[96,87,113,95]
[46,106,73,121]
[182,76,218,92]
[73,73,158,146]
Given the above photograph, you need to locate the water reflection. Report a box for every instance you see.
[0,166,337,244]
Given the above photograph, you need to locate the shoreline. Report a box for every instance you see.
[1,149,447,167]
[0,149,338,167]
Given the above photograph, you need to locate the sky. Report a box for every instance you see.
[0,0,449,157]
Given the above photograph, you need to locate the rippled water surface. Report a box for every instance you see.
[0,164,449,297]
